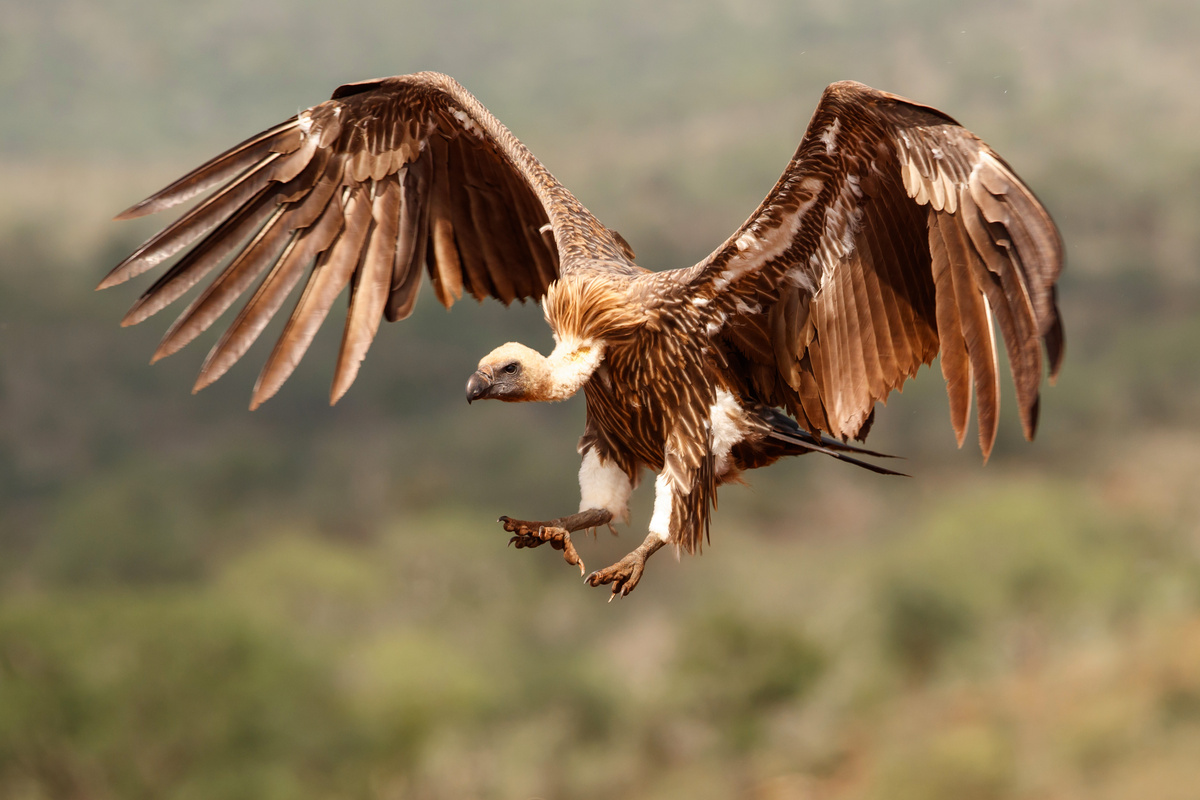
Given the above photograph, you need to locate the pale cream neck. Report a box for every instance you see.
[539,335,604,402]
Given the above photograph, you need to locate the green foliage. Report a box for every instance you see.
[674,610,824,749]
[881,577,974,680]
[875,723,1015,800]
[870,479,1181,683]
[39,468,208,586]
[0,595,364,800]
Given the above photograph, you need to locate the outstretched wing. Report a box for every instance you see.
[102,72,634,408]
[683,81,1063,459]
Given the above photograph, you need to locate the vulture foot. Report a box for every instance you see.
[586,533,666,599]
[499,509,613,576]
[503,520,584,574]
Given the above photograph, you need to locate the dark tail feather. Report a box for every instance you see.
[756,406,908,477]
[768,428,908,476]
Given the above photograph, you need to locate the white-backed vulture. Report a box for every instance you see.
[103,73,1063,597]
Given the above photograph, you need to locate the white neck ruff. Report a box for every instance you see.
[544,335,604,401]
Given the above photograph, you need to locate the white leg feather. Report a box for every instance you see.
[648,472,675,543]
[578,448,632,524]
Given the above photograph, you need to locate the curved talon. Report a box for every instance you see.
[502,520,584,574]
[498,511,615,578]
[509,535,542,549]
[586,556,645,598]
[586,533,664,599]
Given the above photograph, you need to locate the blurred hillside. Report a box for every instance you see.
[2,0,1200,798]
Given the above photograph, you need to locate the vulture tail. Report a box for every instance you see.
[754,406,909,477]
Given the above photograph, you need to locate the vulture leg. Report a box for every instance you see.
[500,508,614,575]
[586,466,675,598]
[586,533,666,599]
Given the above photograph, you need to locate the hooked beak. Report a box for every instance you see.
[465,370,492,404]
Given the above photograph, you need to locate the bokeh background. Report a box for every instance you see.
[3,0,1199,797]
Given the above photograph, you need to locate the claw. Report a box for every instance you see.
[586,533,664,599]
[501,518,584,573]
[498,511,619,580]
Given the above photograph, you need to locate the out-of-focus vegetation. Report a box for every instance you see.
[2,0,1199,797]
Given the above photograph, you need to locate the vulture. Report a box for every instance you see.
[102,73,1063,597]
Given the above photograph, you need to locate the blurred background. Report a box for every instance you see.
[2,0,1199,797]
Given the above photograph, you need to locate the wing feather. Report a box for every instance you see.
[859,186,915,373]
[101,152,289,288]
[467,183,518,303]
[104,72,629,406]
[960,191,1042,439]
[332,177,401,404]
[120,182,278,327]
[426,141,465,307]
[251,184,374,409]
[386,149,432,323]
[112,119,303,221]
[194,177,346,392]
[928,215,973,445]
[149,145,336,361]
[933,209,999,456]
[472,144,543,300]
[830,265,865,431]
[855,225,898,389]
[449,145,497,301]
[686,80,1062,453]
[848,244,886,400]
[150,206,292,363]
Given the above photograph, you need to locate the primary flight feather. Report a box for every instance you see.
[104,73,1063,597]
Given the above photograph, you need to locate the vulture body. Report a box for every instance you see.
[104,73,1063,596]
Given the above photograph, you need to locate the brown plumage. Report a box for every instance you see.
[105,73,1063,597]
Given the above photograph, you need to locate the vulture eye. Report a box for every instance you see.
[503,362,518,374]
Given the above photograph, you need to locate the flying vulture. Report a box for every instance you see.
[102,73,1063,597]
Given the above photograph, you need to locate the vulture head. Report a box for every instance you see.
[467,337,604,404]
[466,342,545,403]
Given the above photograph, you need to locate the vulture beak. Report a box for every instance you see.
[466,371,492,404]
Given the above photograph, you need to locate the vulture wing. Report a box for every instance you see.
[102,72,634,409]
[683,81,1064,459]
